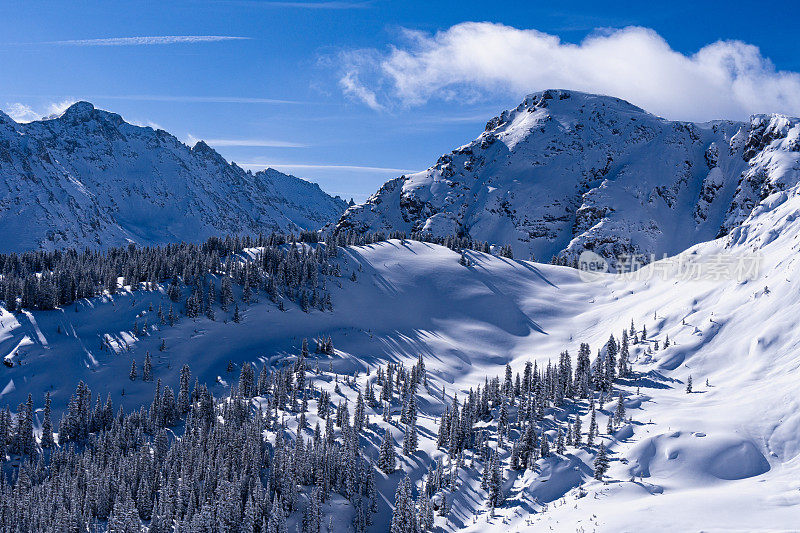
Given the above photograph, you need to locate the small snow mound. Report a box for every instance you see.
[628,432,769,484]
[707,441,771,480]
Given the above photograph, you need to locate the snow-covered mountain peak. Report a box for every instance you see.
[484,89,651,134]
[57,100,97,120]
[337,90,800,267]
[0,102,347,252]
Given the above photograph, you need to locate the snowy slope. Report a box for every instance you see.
[0,102,347,252]
[4,172,800,532]
[336,90,800,268]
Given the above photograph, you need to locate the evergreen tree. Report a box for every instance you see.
[402,421,418,456]
[573,414,582,446]
[614,394,626,424]
[257,365,269,396]
[416,491,434,532]
[539,432,550,458]
[13,394,35,456]
[129,360,137,381]
[618,329,630,378]
[486,450,504,507]
[378,429,398,473]
[390,476,415,533]
[556,426,565,454]
[604,335,617,389]
[40,391,55,448]
[686,374,693,393]
[354,392,366,434]
[239,362,255,398]
[178,364,192,414]
[143,351,153,382]
[594,443,610,480]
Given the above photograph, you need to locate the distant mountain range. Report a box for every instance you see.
[336,89,800,266]
[0,101,347,252]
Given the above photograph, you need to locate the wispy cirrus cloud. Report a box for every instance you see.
[236,1,372,8]
[239,161,418,173]
[1,94,307,106]
[337,22,800,121]
[186,134,309,148]
[97,94,305,105]
[44,35,249,46]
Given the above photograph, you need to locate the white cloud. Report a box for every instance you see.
[47,35,249,46]
[44,99,77,117]
[339,68,383,111]
[186,134,309,148]
[4,103,39,122]
[3,100,76,122]
[338,23,800,121]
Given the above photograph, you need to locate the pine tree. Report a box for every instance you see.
[686,374,693,393]
[604,335,617,387]
[378,429,397,474]
[402,421,418,456]
[239,362,255,398]
[539,432,550,458]
[143,351,153,381]
[178,364,191,414]
[556,426,565,454]
[233,303,241,323]
[587,401,597,446]
[614,394,626,424]
[0,408,8,459]
[416,491,434,532]
[618,329,630,377]
[594,443,609,480]
[13,394,35,456]
[129,360,137,381]
[40,391,54,448]
[390,476,415,533]
[568,415,580,449]
[486,450,504,507]
[257,365,269,396]
[267,496,287,533]
[354,392,366,434]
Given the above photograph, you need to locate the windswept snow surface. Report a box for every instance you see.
[3,187,800,529]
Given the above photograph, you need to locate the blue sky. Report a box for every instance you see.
[1,0,798,201]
